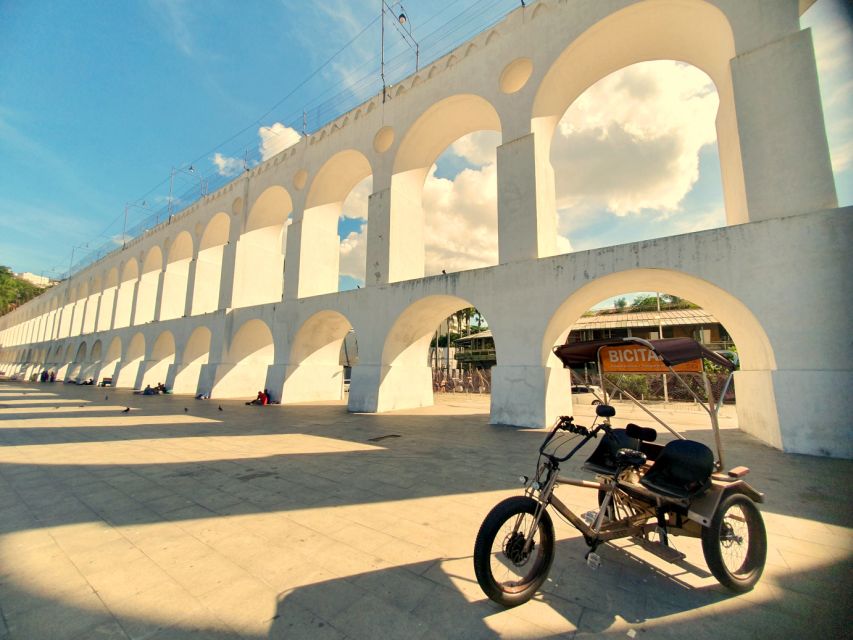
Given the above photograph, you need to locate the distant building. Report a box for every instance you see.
[14,272,53,287]
[453,308,733,370]
[569,308,732,350]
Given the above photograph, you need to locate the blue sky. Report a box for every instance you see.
[0,0,850,297]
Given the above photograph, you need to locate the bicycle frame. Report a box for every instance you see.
[516,416,706,558]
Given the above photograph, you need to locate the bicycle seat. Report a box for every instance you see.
[583,429,639,476]
[640,439,714,500]
[615,448,647,468]
[596,404,616,418]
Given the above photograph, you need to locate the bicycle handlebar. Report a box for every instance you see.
[538,416,607,462]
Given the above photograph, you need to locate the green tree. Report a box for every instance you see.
[0,267,46,316]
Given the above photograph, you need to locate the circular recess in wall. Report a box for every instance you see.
[231,197,243,215]
[294,169,308,190]
[499,57,533,94]
[373,126,395,153]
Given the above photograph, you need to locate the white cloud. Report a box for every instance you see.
[259,123,301,160]
[341,177,370,219]
[339,223,367,281]
[552,61,719,217]
[212,152,243,177]
[423,159,499,275]
[450,130,501,167]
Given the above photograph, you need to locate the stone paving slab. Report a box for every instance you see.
[0,381,851,638]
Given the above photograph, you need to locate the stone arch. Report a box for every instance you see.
[160,231,194,320]
[284,310,354,402]
[101,336,122,385]
[542,268,779,447]
[116,333,146,389]
[82,339,103,381]
[98,267,120,331]
[173,326,212,394]
[192,212,230,315]
[70,281,89,337]
[135,246,163,324]
[233,186,293,308]
[299,150,373,296]
[67,341,87,380]
[141,330,176,389]
[114,259,139,329]
[371,295,498,412]
[212,319,275,399]
[531,0,746,225]
[388,94,502,283]
[81,274,101,335]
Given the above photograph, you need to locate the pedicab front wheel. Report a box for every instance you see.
[701,492,767,592]
[473,496,555,607]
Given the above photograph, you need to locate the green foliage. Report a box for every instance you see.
[0,267,45,316]
[614,297,627,310]
[629,293,698,312]
[605,373,650,399]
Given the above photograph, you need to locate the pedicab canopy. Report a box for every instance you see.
[553,337,735,374]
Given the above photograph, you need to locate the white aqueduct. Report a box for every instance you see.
[1,0,850,458]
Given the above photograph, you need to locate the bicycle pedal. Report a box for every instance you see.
[586,552,601,570]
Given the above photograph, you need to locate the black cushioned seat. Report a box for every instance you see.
[639,439,714,500]
[584,429,639,476]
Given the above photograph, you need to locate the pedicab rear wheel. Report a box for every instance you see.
[701,492,766,592]
[473,496,555,607]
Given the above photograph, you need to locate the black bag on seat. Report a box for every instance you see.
[639,439,714,500]
[584,429,639,476]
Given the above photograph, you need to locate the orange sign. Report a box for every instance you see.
[599,345,703,374]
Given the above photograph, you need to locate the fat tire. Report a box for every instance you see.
[473,496,555,607]
[701,492,767,592]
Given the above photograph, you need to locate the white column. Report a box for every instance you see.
[731,28,836,221]
[496,132,558,264]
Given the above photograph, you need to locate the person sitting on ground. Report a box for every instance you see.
[156,382,167,394]
[246,391,267,406]
[142,384,156,396]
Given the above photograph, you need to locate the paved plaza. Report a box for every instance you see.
[0,382,850,639]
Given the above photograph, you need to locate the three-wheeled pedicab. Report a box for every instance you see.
[473,337,767,606]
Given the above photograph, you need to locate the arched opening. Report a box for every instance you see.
[135,247,163,324]
[67,342,86,381]
[531,0,745,237]
[542,269,779,447]
[43,297,59,341]
[160,232,194,320]
[115,333,145,389]
[173,326,212,394]
[70,282,88,337]
[550,60,723,252]
[82,339,103,382]
[101,337,122,385]
[369,295,496,413]
[304,150,373,295]
[114,260,138,329]
[57,293,74,339]
[98,268,118,331]
[285,310,355,402]
[424,131,501,275]
[212,319,275,399]
[141,331,176,390]
[192,213,230,315]
[233,186,292,308]
[81,275,101,335]
[388,94,502,283]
